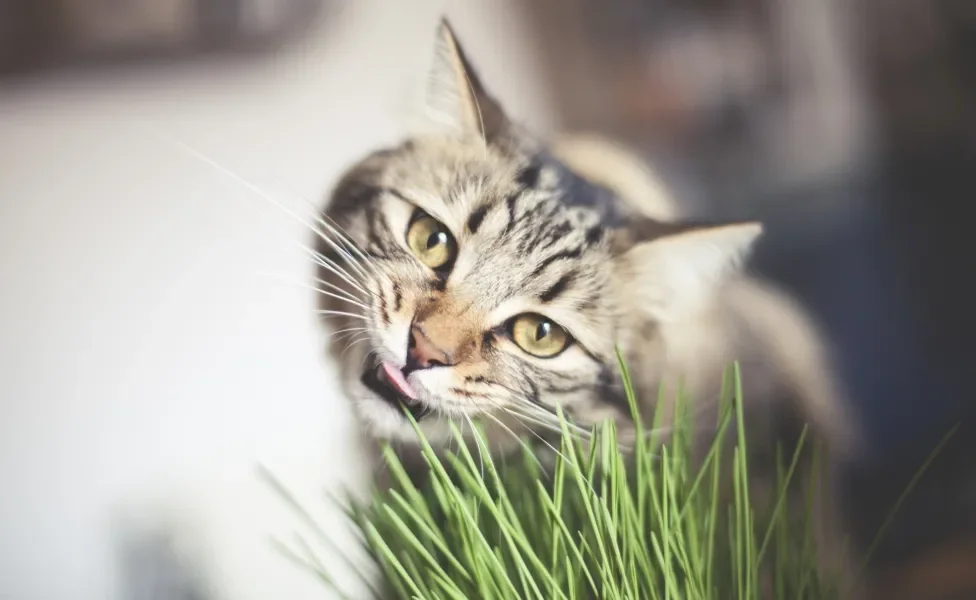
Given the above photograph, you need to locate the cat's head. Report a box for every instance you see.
[318,19,761,446]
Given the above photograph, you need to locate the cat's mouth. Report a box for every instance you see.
[361,361,431,422]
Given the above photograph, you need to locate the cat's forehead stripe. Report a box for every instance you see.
[502,194,519,236]
[515,161,543,189]
[539,273,574,303]
[466,203,490,234]
[530,246,584,278]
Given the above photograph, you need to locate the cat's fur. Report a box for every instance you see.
[317,17,861,586]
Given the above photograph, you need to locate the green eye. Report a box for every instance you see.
[510,313,571,358]
[406,214,456,269]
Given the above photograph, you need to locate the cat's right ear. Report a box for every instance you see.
[420,17,511,143]
[612,218,762,323]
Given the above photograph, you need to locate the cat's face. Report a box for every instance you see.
[317,19,760,446]
[322,138,629,445]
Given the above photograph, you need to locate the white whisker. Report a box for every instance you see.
[272,235,369,298]
[444,412,457,458]
[314,290,368,310]
[242,167,384,281]
[340,335,371,362]
[315,309,370,322]
[303,247,369,296]
[256,271,368,309]
[504,405,570,438]
[144,127,385,296]
[356,346,377,371]
[507,397,593,439]
[496,408,600,479]
[149,130,358,263]
[331,327,372,346]
[462,415,486,482]
[313,212,388,280]
[482,411,547,472]
[309,227,373,283]
[310,276,367,304]
[343,332,372,347]
[328,325,371,337]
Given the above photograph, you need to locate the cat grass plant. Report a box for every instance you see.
[272,359,840,600]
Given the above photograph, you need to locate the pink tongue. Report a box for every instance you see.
[380,362,418,401]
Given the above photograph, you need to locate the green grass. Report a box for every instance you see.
[265,356,954,599]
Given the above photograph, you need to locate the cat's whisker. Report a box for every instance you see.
[483,411,550,473]
[506,397,593,440]
[529,405,592,438]
[312,279,369,306]
[149,129,374,293]
[341,336,372,363]
[359,345,382,372]
[263,271,366,304]
[313,213,389,280]
[338,335,364,354]
[328,325,372,337]
[308,272,367,298]
[252,271,368,310]
[315,309,371,323]
[156,130,380,292]
[501,408,633,495]
[301,241,361,278]
[269,234,370,299]
[303,246,369,296]
[504,405,575,439]
[343,337,374,355]
[445,412,460,460]
[148,128,372,276]
[263,274,370,310]
[236,163,383,283]
[341,331,373,347]
[317,291,369,310]
[346,340,372,362]
[498,409,571,447]
[471,382,589,437]
[306,256,366,297]
[330,328,372,346]
[462,415,486,482]
[333,334,364,349]
[309,228,374,284]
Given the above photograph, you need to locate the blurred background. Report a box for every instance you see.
[1,0,974,599]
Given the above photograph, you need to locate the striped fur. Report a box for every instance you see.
[317,22,860,581]
[320,134,635,446]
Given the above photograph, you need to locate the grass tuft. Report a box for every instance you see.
[266,357,951,599]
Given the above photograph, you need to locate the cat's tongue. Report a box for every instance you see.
[379,362,418,401]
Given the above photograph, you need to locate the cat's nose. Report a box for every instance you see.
[407,324,454,369]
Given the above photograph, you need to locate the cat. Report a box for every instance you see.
[316,16,862,590]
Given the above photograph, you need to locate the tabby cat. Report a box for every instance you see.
[316,16,860,584]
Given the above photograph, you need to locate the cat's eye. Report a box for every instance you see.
[406,213,457,270]
[509,313,571,358]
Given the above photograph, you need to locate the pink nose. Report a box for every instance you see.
[407,324,453,368]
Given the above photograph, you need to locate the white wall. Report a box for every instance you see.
[0,3,550,599]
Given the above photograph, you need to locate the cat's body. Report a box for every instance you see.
[316,18,860,590]
[553,132,854,454]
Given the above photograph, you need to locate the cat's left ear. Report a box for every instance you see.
[422,17,511,142]
[613,218,763,323]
